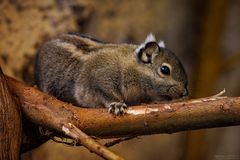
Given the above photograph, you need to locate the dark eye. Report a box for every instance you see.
[160,65,170,75]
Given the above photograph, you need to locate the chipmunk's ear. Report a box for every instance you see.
[158,40,165,48]
[135,33,160,64]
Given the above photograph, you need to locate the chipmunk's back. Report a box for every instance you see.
[35,33,137,105]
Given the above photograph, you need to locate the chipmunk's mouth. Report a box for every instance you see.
[167,85,188,99]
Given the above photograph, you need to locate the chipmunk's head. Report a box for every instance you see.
[135,33,188,101]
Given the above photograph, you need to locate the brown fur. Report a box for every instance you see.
[35,33,188,115]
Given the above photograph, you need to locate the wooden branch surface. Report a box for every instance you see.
[0,70,22,160]
[7,76,123,159]
[62,123,124,160]
[7,77,240,138]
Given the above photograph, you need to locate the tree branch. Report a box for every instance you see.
[6,76,124,159]
[62,123,124,160]
[0,69,22,160]
[4,76,240,159]
[7,77,240,138]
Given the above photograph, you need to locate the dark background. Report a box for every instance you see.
[0,0,240,159]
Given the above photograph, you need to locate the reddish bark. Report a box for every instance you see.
[0,69,22,160]
[7,77,240,138]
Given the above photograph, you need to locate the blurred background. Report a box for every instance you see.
[0,0,240,159]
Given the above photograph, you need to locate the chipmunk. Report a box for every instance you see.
[35,33,188,115]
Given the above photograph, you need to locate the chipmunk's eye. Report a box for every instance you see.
[160,65,170,76]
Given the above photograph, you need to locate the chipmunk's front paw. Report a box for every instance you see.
[108,102,127,115]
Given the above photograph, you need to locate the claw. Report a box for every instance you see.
[108,102,127,115]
